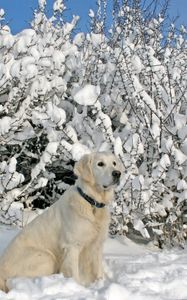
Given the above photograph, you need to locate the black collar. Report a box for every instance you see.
[77,186,105,208]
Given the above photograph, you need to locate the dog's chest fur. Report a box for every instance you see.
[75,195,109,223]
[79,199,110,236]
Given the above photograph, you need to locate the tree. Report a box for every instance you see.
[0,0,187,247]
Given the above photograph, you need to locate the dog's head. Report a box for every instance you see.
[74,152,123,190]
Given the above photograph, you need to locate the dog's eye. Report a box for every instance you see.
[113,161,116,166]
[97,162,105,167]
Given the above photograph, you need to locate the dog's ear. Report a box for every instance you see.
[74,154,94,183]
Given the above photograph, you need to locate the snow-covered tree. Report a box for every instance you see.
[0,0,187,247]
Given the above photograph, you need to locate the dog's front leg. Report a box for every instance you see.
[79,243,104,285]
[92,245,104,280]
[59,246,81,283]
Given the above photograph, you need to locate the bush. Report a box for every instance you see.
[0,0,187,247]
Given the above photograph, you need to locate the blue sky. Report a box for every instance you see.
[0,0,186,35]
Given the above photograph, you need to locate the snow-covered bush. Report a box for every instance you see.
[0,0,187,247]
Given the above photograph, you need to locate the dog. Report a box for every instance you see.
[0,152,122,292]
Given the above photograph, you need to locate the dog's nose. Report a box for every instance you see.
[112,170,121,179]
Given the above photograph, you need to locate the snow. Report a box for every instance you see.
[47,102,66,126]
[8,157,17,173]
[64,125,78,143]
[0,226,187,299]
[0,8,5,18]
[88,9,95,18]
[173,148,187,165]
[53,0,65,13]
[131,55,143,74]
[114,137,123,157]
[88,33,106,48]
[133,218,150,239]
[72,84,100,106]
[181,138,187,155]
[0,116,12,135]
[3,171,24,191]
[174,113,186,130]
[151,116,161,139]
[132,175,144,191]
[73,33,85,47]
[120,111,128,124]
[177,179,187,191]
[71,142,91,161]
[15,30,36,54]
[63,16,80,36]
[95,111,114,142]
[0,157,25,193]
[160,154,171,170]
[52,50,65,69]
[38,0,46,9]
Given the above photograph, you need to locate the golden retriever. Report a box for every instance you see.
[0,152,122,292]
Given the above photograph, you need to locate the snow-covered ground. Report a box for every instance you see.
[0,226,187,300]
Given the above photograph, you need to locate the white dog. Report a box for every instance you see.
[0,152,122,292]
